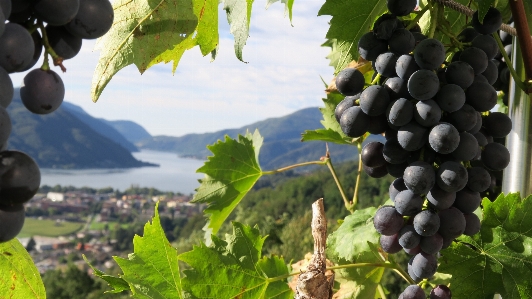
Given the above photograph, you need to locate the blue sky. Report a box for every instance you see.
[11,0,333,137]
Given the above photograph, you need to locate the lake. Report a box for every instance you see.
[40,150,205,194]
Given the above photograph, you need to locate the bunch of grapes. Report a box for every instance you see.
[334,3,511,298]
[0,0,114,243]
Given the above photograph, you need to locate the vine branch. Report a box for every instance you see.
[493,32,528,92]
[508,0,532,85]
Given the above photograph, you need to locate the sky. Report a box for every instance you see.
[10,0,334,137]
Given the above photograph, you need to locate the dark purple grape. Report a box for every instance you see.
[373,205,404,235]
[0,0,11,19]
[384,77,409,99]
[482,60,498,85]
[451,132,478,161]
[445,61,475,89]
[65,0,114,39]
[390,177,407,201]
[412,252,438,279]
[472,8,502,35]
[403,161,435,195]
[20,69,65,115]
[0,151,41,206]
[33,0,80,26]
[395,190,424,216]
[447,104,477,132]
[408,69,439,100]
[467,112,483,134]
[18,31,43,73]
[358,32,388,61]
[400,285,425,299]
[380,233,402,253]
[481,143,510,171]
[398,122,428,151]
[388,98,414,126]
[399,225,421,249]
[472,34,498,59]
[0,23,35,72]
[467,166,491,192]
[434,84,465,113]
[414,38,446,70]
[335,68,365,96]
[387,0,416,16]
[453,188,481,213]
[359,85,391,116]
[428,123,460,154]
[387,162,408,178]
[404,244,422,256]
[465,82,497,112]
[430,285,452,299]
[458,27,480,43]
[339,106,369,138]
[414,210,440,237]
[368,114,388,134]
[46,25,82,60]
[414,99,441,127]
[335,95,359,122]
[0,204,25,243]
[373,14,403,40]
[473,74,489,84]
[463,213,481,236]
[375,52,398,78]
[438,207,466,238]
[388,28,415,55]
[483,112,512,138]
[362,141,386,167]
[460,47,488,74]
[437,161,468,193]
[407,259,422,283]
[363,164,388,178]
[396,54,419,80]
[383,139,409,164]
[420,233,443,254]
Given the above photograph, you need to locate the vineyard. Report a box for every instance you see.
[0,0,531,298]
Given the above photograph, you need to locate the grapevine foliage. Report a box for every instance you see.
[192,130,264,236]
[439,193,532,299]
[0,239,45,298]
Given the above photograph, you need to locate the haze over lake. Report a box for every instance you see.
[40,150,205,194]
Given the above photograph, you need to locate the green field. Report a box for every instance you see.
[89,219,129,230]
[18,218,84,238]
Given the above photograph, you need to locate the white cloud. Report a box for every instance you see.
[11,0,334,137]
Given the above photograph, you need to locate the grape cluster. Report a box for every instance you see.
[0,0,114,243]
[334,3,511,298]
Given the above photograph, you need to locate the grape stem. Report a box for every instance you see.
[508,0,532,87]
[38,21,67,73]
[406,6,430,30]
[492,32,529,92]
[261,160,327,175]
[428,2,438,39]
[377,284,387,299]
[351,140,363,211]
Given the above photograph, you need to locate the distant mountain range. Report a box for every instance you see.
[7,89,383,170]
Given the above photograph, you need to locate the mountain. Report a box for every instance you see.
[7,90,156,169]
[137,107,385,170]
[61,102,139,152]
[102,120,152,144]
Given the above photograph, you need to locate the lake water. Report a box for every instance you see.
[40,150,205,194]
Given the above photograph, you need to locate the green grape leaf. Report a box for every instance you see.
[301,128,352,145]
[438,193,532,299]
[327,207,385,299]
[91,0,219,102]
[0,239,46,298]
[179,222,293,298]
[224,0,254,62]
[419,0,470,45]
[192,130,263,236]
[87,203,182,298]
[265,0,294,24]
[318,0,387,72]
[84,256,130,294]
[477,0,496,23]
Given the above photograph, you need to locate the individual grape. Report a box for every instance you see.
[65,0,114,39]
[428,123,460,154]
[33,0,80,26]
[363,164,388,178]
[430,285,452,299]
[472,8,502,35]
[46,25,83,60]
[437,161,468,193]
[380,233,402,253]
[340,106,369,137]
[467,166,491,192]
[373,14,403,40]
[403,161,435,195]
[404,244,422,256]
[387,162,408,178]
[20,69,65,115]
[445,61,475,89]
[388,98,414,126]
[479,128,494,143]
[19,31,44,73]
[407,258,423,283]
[463,213,481,236]
[368,114,389,134]
[483,112,512,138]
[472,34,498,59]
[451,132,478,161]
[387,0,416,16]
[400,285,425,299]
[388,28,415,55]
[335,68,365,96]
[396,54,420,80]
[360,85,391,116]
[383,139,409,164]
[0,151,41,206]
[453,188,481,213]
[473,74,489,84]
[457,27,479,43]
[481,143,510,171]
[0,67,13,108]
[0,23,35,72]
[420,233,443,254]
[398,122,428,151]
[384,77,409,99]
[375,52,399,78]
[408,70,439,100]
[438,207,466,238]
[0,204,25,243]
[335,95,359,122]
[441,236,454,249]
[0,0,11,19]
[474,131,488,146]
[446,104,477,132]
[414,210,440,236]
[361,141,386,167]
[395,190,424,216]
[482,60,498,85]
[414,99,441,127]
[465,82,497,112]
[460,47,488,74]
[390,177,407,201]
[467,112,483,134]
[358,32,388,61]
[414,39,446,70]
[373,205,404,235]
[399,225,421,249]
[412,252,438,279]
[434,84,465,113]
